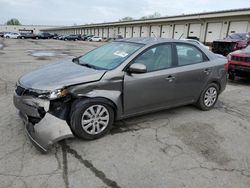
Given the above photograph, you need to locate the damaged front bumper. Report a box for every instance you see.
[13,93,74,153]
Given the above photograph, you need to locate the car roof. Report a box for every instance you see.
[117,37,184,45]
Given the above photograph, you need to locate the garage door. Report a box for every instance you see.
[174,24,186,39]
[141,26,150,37]
[91,28,95,35]
[118,27,125,37]
[205,22,223,43]
[150,25,161,37]
[133,26,141,37]
[161,25,172,38]
[188,24,202,39]
[103,28,108,38]
[109,27,115,38]
[125,26,133,38]
[228,21,248,34]
[114,27,119,37]
[94,28,99,36]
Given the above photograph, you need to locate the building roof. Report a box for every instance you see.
[43,7,250,31]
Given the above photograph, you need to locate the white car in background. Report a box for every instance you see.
[90,36,102,42]
[4,32,20,39]
[181,39,210,50]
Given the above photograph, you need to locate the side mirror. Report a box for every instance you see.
[128,63,147,74]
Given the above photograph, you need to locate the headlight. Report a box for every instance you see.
[227,54,232,61]
[48,89,68,100]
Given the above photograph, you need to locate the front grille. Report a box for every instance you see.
[15,85,26,96]
[231,56,250,63]
[23,89,40,97]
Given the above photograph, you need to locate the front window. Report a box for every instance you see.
[132,44,172,72]
[79,42,143,70]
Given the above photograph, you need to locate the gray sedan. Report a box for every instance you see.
[13,38,227,152]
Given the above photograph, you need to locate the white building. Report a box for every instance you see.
[0,25,58,34]
[42,8,250,44]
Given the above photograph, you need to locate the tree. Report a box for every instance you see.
[6,18,21,25]
[140,12,161,20]
[119,17,134,22]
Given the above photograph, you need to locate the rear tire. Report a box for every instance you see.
[196,83,219,111]
[70,99,114,140]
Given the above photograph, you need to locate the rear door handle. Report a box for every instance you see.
[165,75,176,82]
[203,68,211,75]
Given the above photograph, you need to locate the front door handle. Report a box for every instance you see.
[165,75,176,82]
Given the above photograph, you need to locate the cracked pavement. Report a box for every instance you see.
[0,38,250,188]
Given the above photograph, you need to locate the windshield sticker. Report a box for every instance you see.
[114,51,128,58]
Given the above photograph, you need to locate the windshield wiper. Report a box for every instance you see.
[79,63,98,69]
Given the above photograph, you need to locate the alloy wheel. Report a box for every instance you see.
[204,87,217,107]
[81,105,110,135]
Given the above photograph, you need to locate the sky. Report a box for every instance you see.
[0,0,250,26]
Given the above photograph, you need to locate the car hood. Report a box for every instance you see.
[232,49,250,56]
[19,60,106,91]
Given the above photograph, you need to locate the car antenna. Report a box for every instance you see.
[179,33,184,39]
[152,33,158,40]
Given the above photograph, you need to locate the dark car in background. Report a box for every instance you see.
[18,33,38,39]
[227,45,250,80]
[0,32,8,38]
[212,32,250,56]
[13,38,227,152]
[63,34,82,41]
[82,34,94,41]
[37,32,53,39]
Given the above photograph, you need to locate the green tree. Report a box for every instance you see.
[6,18,21,25]
[119,17,134,22]
[140,12,161,20]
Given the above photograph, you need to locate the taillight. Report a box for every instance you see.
[224,63,228,71]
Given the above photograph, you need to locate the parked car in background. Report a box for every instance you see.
[52,33,58,39]
[115,35,123,40]
[212,32,250,56]
[89,36,102,42]
[0,32,9,38]
[57,35,65,40]
[13,37,227,152]
[62,34,82,41]
[37,32,53,39]
[18,33,38,39]
[84,35,94,41]
[181,39,210,50]
[4,32,20,39]
[227,45,250,80]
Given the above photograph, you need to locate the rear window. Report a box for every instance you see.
[176,44,205,66]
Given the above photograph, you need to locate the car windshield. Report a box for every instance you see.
[78,42,143,70]
[227,33,249,40]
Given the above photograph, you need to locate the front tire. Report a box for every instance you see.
[70,99,114,140]
[196,83,219,111]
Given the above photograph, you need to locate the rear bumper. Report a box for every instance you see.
[13,93,74,152]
